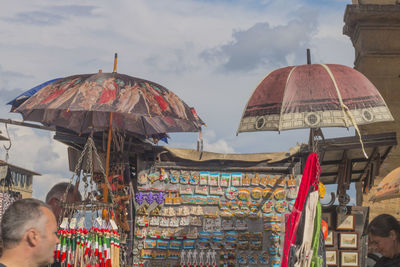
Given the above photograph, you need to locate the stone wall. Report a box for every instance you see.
[343,3,400,217]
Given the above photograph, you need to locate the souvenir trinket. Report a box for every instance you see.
[287,187,297,199]
[160,168,169,182]
[173,192,181,205]
[150,206,161,216]
[263,187,273,199]
[190,171,200,185]
[146,192,155,205]
[248,253,257,264]
[159,217,169,227]
[138,171,148,185]
[251,187,263,200]
[236,219,248,230]
[170,170,180,184]
[179,185,193,195]
[268,176,278,187]
[220,173,231,187]
[242,173,250,186]
[154,192,165,205]
[260,174,269,187]
[144,239,156,249]
[237,252,248,264]
[277,175,286,187]
[274,187,286,200]
[231,173,242,186]
[225,186,238,200]
[238,188,250,201]
[195,185,208,195]
[275,200,288,213]
[222,219,234,230]
[209,186,224,196]
[261,200,274,213]
[169,217,180,227]
[208,172,219,186]
[251,173,260,186]
[180,171,189,184]
[148,172,159,183]
[135,192,145,205]
[164,192,173,205]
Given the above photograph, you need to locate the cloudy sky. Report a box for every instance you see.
[0,0,356,200]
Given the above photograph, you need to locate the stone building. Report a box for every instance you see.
[343,0,400,219]
[0,130,40,198]
[0,160,40,198]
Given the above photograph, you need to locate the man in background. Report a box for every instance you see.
[0,198,59,267]
[45,182,82,220]
[45,182,82,267]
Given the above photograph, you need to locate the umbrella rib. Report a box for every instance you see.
[140,116,148,137]
[139,91,152,118]
[320,64,368,159]
[278,66,297,132]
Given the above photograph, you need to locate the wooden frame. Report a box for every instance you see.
[337,214,355,231]
[325,230,335,247]
[340,251,359,267]
[322,212,333,229]
[339,232,358,249]
[326,249,338,266]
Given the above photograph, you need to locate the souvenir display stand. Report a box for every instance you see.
[55,136,132,267]
[132,153,302,267]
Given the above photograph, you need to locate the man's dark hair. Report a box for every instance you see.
[1,198,50,249]
[368,214,400,242]
[45,182,82,203]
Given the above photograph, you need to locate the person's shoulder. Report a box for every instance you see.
[374,255,400,267]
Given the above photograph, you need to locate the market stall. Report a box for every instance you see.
[131,146,302,267]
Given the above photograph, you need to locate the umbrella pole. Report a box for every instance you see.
[104,53,118,207]
[309,128,315,152]
[104,112,113,206]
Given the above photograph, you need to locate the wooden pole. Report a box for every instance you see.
[104,53,117,208]
[104,115,113,205]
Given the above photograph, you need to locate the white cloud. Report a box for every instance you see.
[203,138,235,154]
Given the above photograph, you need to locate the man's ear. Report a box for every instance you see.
[390,230,398,241]
[26,229,39,247]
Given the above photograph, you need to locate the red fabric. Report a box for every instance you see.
[281,152,320,267]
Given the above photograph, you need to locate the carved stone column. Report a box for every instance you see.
[344,3,400,219]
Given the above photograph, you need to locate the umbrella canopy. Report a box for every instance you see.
[15,72,204,136]
[7,78,62,111]
[237,64,393,133]
[370,167,400,202]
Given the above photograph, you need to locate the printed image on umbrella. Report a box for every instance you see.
[370,167,400,202]
[14,72,205,136]
[237,64,393,134]
[7,78,62,112]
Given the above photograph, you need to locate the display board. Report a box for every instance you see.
[322,206,369,267]
[133,168,299,267]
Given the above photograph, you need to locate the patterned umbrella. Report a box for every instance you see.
[15,72,204,136]
[237,64,393,133]
[370,166,400,202]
